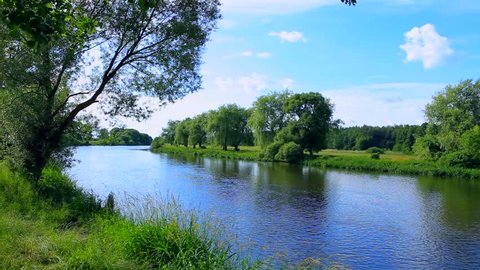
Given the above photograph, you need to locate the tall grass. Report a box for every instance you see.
[151,144,260,161]
[0,162,256,269]
[307,155,480,179]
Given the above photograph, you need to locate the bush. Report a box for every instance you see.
[370,153,380,159]
[366,147,384,154]
[38,165,102,223]
[438,151,480,169]
[275,142,304,163]
[150,137,164,150]
[259,141,283,160]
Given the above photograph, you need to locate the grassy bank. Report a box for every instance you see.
[151,145,480,179]
[151,144,261,161]
[0,162,254,269]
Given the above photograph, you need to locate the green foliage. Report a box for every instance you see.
[366,147,385,154]
[0,0,221,179]
[370,153,380,159]
[283,92,333,155]
[0,0,76,47]
[422,79,480,154]
[438,151,480,169]
[327,124,425,153]
[153,144,260,161]
[412,79,480,167]
[274,142,304,163]
[0,163,256,269]
[460,126,480,156]
[38,164,102,223]
[259,141,284,160]
[413,134,444,161]
[248,91,290,147]
[161,120,180,145]
[208,104,251,151]
[188,113,208,148]
[307,154,480,179]
[92,128,152,146]
[150,137,164,150]
[175,119,191,147]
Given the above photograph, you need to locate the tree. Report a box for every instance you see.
[248,91,290,147]
[161,120,180,145]
[282,92,333,155]
[0,0,221,179]
[175,119,191,147]
[188,113,208,148]
[418,79,480,156]
[208,104,250,151]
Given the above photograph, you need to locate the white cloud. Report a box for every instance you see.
[238,73,269,94]
[400,24,453,69]
[279,78,294,89]
[256,52,271,58]
[269,31,306,43]
[240,50,254,57]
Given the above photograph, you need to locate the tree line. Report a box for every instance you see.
[156,91,335,162]
[327,124,427,153]
[156,79,480,169]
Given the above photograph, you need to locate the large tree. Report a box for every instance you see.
[424,79,480,153]
[248,91,291,148]
[282,92,333,155]
[188,113,208,148]
[208,104,250,151]
[414,79,480,164]
[0,0,220,179]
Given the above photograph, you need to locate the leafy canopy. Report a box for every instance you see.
[0,0,221,178]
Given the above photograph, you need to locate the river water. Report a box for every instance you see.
[70,146,480,269]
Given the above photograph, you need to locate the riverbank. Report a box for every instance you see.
[151,145,480,179]
[0,162,254,269]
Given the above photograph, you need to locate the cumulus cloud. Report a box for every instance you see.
[238,73,269,94]
[269,31,306,43]
[400,24,453,69]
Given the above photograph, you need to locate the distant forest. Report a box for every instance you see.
[327,124,426,153]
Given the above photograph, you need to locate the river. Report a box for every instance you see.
[69,146,480,269]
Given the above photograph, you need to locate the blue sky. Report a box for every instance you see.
[123,0,480,136]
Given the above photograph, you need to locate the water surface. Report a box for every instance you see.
[70,146,480,269]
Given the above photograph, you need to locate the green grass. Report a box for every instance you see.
[308,153,480,179]
[0,162,256,269]
[152,144,261,161]
[152,145,480,179]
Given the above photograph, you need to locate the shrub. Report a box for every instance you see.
[438,151,480,169]
[275,142,304,163]
[370,153,380,159]
[150,137,164,150]
[38,165,102,223]
[366,147,384,154]
[260,141,283,160]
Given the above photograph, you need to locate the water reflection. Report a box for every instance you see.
[417,177,480,228]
